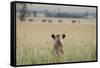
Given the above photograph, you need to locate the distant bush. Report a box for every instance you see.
[58,20,63,23]
[29,19,33,22]
[72,20,76,23]
[19,4,27,21]
[42,19,46,22]
[48,20,52,23]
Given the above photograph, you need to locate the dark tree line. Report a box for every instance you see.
[18,4,95,22]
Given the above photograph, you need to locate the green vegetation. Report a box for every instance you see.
[16,20,96,65]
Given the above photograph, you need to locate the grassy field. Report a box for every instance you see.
[16,18,96,65]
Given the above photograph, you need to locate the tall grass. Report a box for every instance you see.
[16,20,96,65]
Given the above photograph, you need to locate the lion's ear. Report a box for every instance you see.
[51,34,55,40]
[62,34,66,39]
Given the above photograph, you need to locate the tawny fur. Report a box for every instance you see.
[51,34,65,56]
